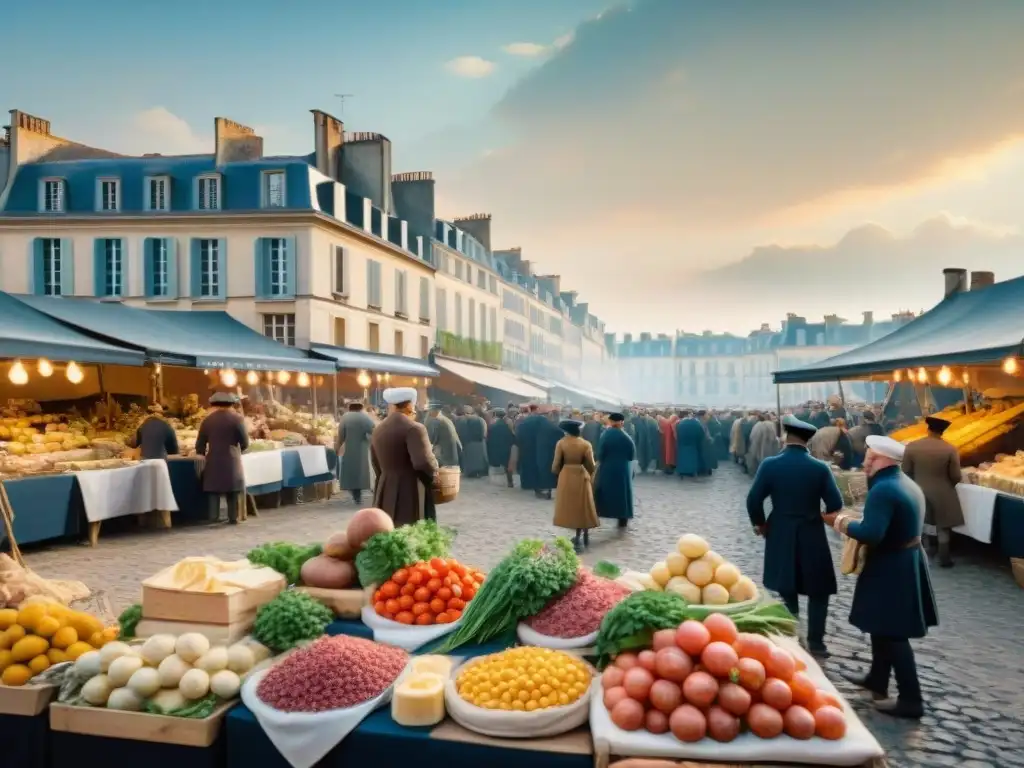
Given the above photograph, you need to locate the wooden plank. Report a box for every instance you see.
[0,683,57,716]
[141,575,285,625]
[49,700,235,747]
[295,586,368,618]
[430,720,593,755]
[134,617,253,645]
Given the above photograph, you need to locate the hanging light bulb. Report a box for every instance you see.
[277,370,291,385]
[246,370,260,386]
[7,360,28,386]
[296,372,311,387]
[893,370,902,383]
[203,368,210,375]
[316,376,325,387]
[155,363,162,374]
[356,371,372,388]
[937,366,952,386]
[37,359,54,377]
[66,361,84,385]
[1002,357,1019,375]
[220,369,238,387]
[916,367,928,383]
[962,370,970,384]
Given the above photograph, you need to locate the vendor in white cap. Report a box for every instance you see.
[824,434,938,720]
[370,387,439,525]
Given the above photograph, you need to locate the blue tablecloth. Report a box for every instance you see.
[50,730,225,768]
[326,618,517,658]
[166,457,213,523]
[281,448,335,489]
[0,712,49,768]
[994,493,1024,558]
[1,473,82,546]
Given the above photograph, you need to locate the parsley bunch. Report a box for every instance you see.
[252,590,333,652]
[354,520,455,586]
[246,542,322,585]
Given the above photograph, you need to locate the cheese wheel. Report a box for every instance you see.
[392,673,446,727]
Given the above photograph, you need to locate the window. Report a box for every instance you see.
[262,314,296,346]
[266,238,289,296]
[146,176,169,211]
[489,275,498,295]
[97,178,120,212]
[41,179,64,212]
[455,293,463,335]
[419,276,430,322]
[394,330,404,356]
[96,238,124,297]
[263,171,286,208]
[368,322,380,352]
[479,303,487,341]
[477,270,487,290]
[436,288,447,331]
[149,239,170,296]
[41,239,63,295]
[489,307,497,342]
[197,239,221,297]
[468,297,476,338]
[333,317,346,346]
[420,335,429,359]
[454,260,463,280]
[395,269,408,317]
[367,260,382,308]
[196,175,221,210]
[466,265,472,285]
[333,246,348,295]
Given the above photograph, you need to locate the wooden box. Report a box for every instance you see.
[0,684,57,716]
[296,586,370,618]
[49,700,235,747]
[142,575,285,626]
[134,617,253,645]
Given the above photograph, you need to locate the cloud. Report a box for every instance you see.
[444,56,496,78]
[123,107,210,155]
[503,42,548,58]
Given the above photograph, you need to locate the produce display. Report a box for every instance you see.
[251,590,334,652]
[968,451,1024,496]
[455,647,591,712]
[392,656,453,727]
[247,542,324,586]
[0,554,91,607]
[616,534,759,607]
[58,632,269,716]
[354,517,455,587]
[437,538,579,653]
[0,601,118,686]
[594,591,796,668]
[144,556,285,593]
[600,612,847,743]
[525,568,631,639]
[372,558,483,626]
[256,634,407,712]
[890,400,1024,454]
[264,400,335,446]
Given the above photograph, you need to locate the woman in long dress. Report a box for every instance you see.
[551,419,599,551]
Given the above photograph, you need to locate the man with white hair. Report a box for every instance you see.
[370,387,439,525]
[825,435,938,720]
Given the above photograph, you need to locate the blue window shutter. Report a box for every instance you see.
[254,238,267,298]
[118,238,127,297]
[166,239,179,298]
[217,238,227,297]
[60,239,75,295]
[143,238,154,297]
[30,239,44,295]
[93,239,106,296]
[285,236,296,297]
[189,239,201,297]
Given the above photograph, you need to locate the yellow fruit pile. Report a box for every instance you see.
[0,603,118,686]
[456,647,591,712]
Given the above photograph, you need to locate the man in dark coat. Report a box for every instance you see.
[461,407,490,478]
[426,404,461,467]
[486,408,517,487]
[847,411,884,467]
[133,404,179,460]
[532,408,563,499]
[746,415,843,657]
[515,406,547,497]
[195,392,249,524]
[581,412,604,454]
[595,413,636,528]
[675,411,709,478]
[901,416,963,568]
[827,435,938,719]
[697,410,717,473]
[336,401,375,504]
[371,387,438,525]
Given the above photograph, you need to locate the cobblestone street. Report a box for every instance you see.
[20,465,1024,767]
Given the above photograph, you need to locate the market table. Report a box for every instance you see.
[166,456,213,522]
[49,727,225,768]
[0,473,82,546]
[325,618,517,658]
[0,709,49,768]
[76,460,179,545]
[242,449,285,497]
[281,445,333,488]
[993,492,1024,558]
[956,482,1024,557]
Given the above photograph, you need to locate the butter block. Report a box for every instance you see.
[392,672,446,727]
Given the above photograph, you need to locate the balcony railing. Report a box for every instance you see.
[436,331,503,367]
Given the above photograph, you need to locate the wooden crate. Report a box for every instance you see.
[134,617,253,645]
[296,586,370,618]
[0,683,57,716]
[142,575,285,625]
[49,700,235,747]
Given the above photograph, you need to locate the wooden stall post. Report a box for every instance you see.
[837,379,847,407]
[311,377,319,416]
[332,373,339,417]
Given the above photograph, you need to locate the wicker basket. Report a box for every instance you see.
[1012,558,1024,589]
[433,466,461,505]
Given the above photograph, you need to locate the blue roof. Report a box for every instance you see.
[13,296,335,373]
[309,344,438,377]
[773,278,1024,383]
[0,291,144,366]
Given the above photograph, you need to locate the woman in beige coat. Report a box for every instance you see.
[552,420,600,552]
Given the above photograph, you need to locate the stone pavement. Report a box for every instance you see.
[20,465,1024,767]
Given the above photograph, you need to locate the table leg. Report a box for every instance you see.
[88,521,101,547]
[246,493,259,518]
[159,509,172,528]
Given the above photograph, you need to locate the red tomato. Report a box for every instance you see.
[380,582,400,599]
[426,578,443,593]
[398,595,414,610]
[392,568,410,585]
[415,613,433,626]
[411,602,431,616]
[429,598,446,614]
[395,611,415,625]
[413,587,431,603]
[437,587,453,602]
[384,598,400,615]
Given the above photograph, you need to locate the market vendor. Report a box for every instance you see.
[132,404,179,460]
[195,391,250,525]
[370,387,438,525]
[901,415,963,568]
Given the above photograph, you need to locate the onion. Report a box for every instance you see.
[645,709,670,734]
[674,620,711,656]
[652,629,677,651]
[747,703,784,739]
[669,704,707,742]
[700,641,739,678]
[601,666,625,689]
[654,647,692,682]
[649,679,683,714]
[717,681,752,716]
[706,705,740,742]
[622,667,655,702]
[761,678,793,711]
[682,671,718,708]
[784,705,816,740]
[603,685,629,710]
[637,650,657,672]
[610,698,645,731]
[614,652,640,671]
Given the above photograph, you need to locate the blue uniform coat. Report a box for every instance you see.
[486,417,516,468]
[534,418,564,491]
[675,418,709,477]
[514,414,546,490]
[595,427,635,520]
[846,466,939,638]
[746,445,844,597]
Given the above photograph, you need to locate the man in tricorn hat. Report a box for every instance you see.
[901,415,963,567]
[195,392,249,524]
[747,414,844,657]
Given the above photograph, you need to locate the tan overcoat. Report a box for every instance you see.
[902,434,964,528]
[551,436,599,531]
[371,411,439,526]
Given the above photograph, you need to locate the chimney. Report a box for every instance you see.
[970,271,995,291]
[538,274,561,296]
[311,110,343,181]
[862,311,874,325]
[341,132,393,214]
[943,267,968,297]
[759,323,771,332]
[623,333,633,343]
[214,117,264,163]
[640,332,652,342]
[702,330,713,337]
[453,213,492,251]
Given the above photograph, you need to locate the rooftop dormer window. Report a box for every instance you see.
[39,178,65,212]
[195,174,221,211]
[146,176,170,211]
[97,177,120,212]
[262,170,286,208]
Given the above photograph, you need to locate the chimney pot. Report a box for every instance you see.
[942,267,968,297]
[862,311,874,324]
[969,270,995,291]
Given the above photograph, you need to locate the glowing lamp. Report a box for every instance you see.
[356,371,372,388]
[937,366,952,386]
[220,369,238,387]
[246,371,260,386]
[37,359,54,377]
[297,372,311,387]
[1003,357,1019,375]
[916,367,927,383]
[66,361,84,385]
[277,370,291,385]
[893,370,902,383]
[7,360,28,386]
[155,364,162,374]
[962,370,970,384]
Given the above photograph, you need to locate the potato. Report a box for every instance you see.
[300,555,356,589]
[323,532,356,560]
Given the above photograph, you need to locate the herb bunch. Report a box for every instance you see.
[355,520,455,586]
[246,542,322,585]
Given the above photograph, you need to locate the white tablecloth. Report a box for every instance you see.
[75,459,179,523]
[242,450,285,488]
[955,482,998,543]
[288,445,330,477]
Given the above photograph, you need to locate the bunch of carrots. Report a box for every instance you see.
[373,557,485,626]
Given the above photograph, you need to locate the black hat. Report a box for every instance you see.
[926,416,952,434]
[782,414,817,442]
[559,419,583,435]
[210,392,238,405]
[608,412,625,423]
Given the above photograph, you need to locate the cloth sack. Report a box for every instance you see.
[516,622,598,652]
[361,604,460,651]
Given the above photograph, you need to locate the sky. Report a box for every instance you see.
[7,0,1024,335]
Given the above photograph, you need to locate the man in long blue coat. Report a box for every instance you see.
[746,415,843,657]
[515,406,545,495]
[675,411,708,478]
[827,435,938,720]
[595,412,635,529]
[534,408,564,499]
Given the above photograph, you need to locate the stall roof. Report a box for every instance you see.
[0,291,145,366]
[309,344,439,377]
[435,357,547,399]
[14,297,336,373]
[773,277,1024,384]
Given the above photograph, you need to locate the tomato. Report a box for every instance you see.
[374,601,388,616]
[426,568,439,580]
[447,608,462,621]
[429,557,446,571]
[412,602,431,616]
[437,587,452,602]
[380,582,400,599]
[429,598,446,614]
[447,597,465,611]
[384,598,401,614]
[413,587,431,603]
[395,611,415,625]
[398,595,414,610]
[392,568,410,585]
[400,583,415,597]
[408,571,424,586]
[450,563,467,577]
[373,589,382,603]
[426,578,443,593]
[450,584,463,598]
[463,586,476,601]
[435,612,452,624]
[415,613,433,626]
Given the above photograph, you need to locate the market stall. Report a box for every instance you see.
[309,343,438,412]
[435,355,547,405]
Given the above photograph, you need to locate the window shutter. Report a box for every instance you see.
[118,239,127,298]
[419,276,429,320]
[93,240,106,296]
[166,239,180,298]
[189,239,201,297]
[216,238,227,297]
[60,239,75,295]
[254,238,267,298]
[143,238,154,297]
[30,239,44,295]
[285,237,296,297]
